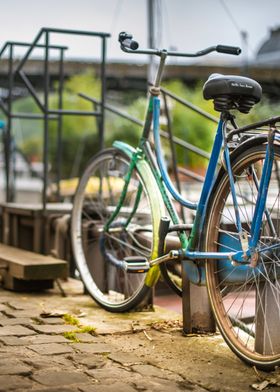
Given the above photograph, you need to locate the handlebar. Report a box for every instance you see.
[118,32,241,57]
[118,32,139,50]
[216,45,241,56]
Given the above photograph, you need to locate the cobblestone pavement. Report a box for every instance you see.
[0,279,278,392]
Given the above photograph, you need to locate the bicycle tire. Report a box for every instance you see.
[71,148,163,312]
[204,142,280,370]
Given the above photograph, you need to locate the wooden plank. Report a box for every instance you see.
[0,202,73,214]
[0,244,68,280]
[2,274,54,291]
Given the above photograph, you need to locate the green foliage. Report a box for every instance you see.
[234,96,280,125]
[160,80,280,168]
[162,80,217,168]
[12,71,280,178]
[63,331,81,343]
[78,325,96,334]
[48,70,101,178]
[105,97,146,149]
[14,71,101,179]
[62,312,96,342]
[63,313,80,326]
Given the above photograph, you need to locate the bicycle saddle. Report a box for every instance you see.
[203,74,262,113]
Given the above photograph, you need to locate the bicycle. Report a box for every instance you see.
[71,32,280,370]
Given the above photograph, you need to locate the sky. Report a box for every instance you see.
[0,0,279,64]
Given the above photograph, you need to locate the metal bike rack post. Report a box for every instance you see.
[182,262,216,333]
[255,282,280,354]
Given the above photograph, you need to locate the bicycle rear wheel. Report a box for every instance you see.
[71,148,162,312]
[205,143,280,370]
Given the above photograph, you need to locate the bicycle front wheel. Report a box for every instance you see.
[205,143,280,370]
[71,148,161,312]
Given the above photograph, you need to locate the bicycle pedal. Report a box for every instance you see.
[123,256,150,273]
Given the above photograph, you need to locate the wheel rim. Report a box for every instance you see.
[71,150,154,309]
[206,146,280,367]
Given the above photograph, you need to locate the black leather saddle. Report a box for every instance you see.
[203,74,262,113]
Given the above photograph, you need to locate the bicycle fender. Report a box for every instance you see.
[113,140,136,158]
[113,140,165,288]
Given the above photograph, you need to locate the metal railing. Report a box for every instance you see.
[0,27,110,210]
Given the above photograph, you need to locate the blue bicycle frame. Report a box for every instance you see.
[152,95,276,279]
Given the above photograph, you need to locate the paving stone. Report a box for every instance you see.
[134,378,206,392]
[0,364,32,376]
[3,309,41,318]
[32,387,81,392]
[86,366,132,381]
[0,375,33,391]
[79,382,137,392]
[131,364,182,381]
[108,352,144,366]
[30,388,79,392]
[0,345,31,356]
[0,317,32,326]
[0,296,14,304]
[0,325,36,336]
[0,358,22,367]
[74,333,99,342]
[72,354,106,369]
[24,356,74,370]
[32,370,89,386]
[30,324,78,334]
[73,342,111,354]
[28,342,73,355]
[38,317,65,325]
[7,300,38,310]
[0,336,31,346]
[25,334,68,344]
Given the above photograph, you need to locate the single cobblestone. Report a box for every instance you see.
[0,317,33,326]
[131,364,183,381]
[0,358,22,366]
[73,342,112,354]
[7,300,39,310]
[28,342,73,355]
[0,296,15,304]
[0,336,31,346]
[0,345,33,356]
[79,382,137,392]
[32,370,90,386]
[23,356,75,370]
[25,334,68,344]
[29,388,79,392]
[71,354,107,369]
[0,375,33,391]
[133,378,208,392]
[0,364,32,376]
[30,324,78,334]
[3,309,41,318]
[0,325,36,336]
[74,333,99,342]
[38,317,65,325]
[108,352,144,366]
[86,366,132,382]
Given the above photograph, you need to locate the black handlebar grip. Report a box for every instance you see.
[216,45,242,55]
[118,31,139,50]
